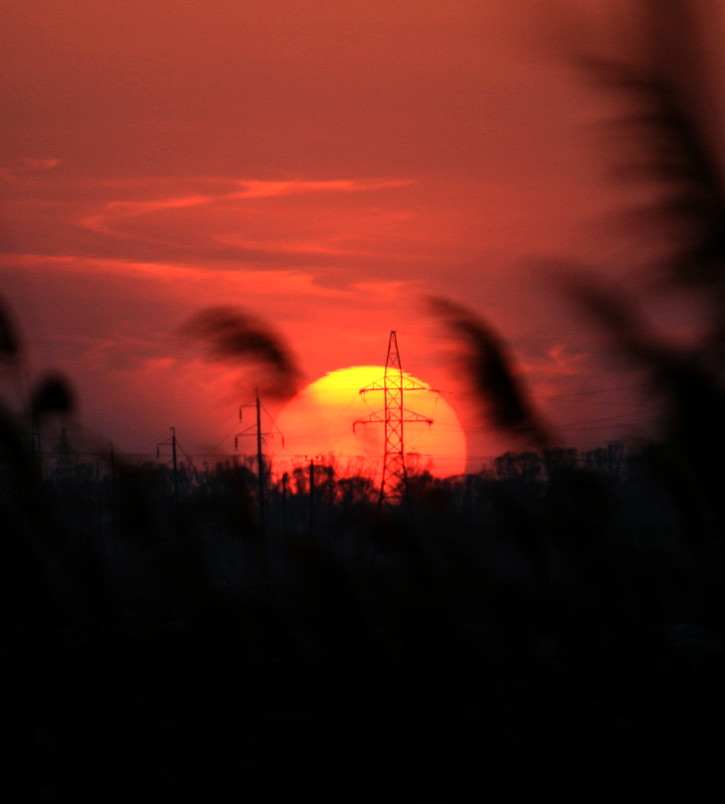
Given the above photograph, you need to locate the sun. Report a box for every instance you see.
[268,366,467,480]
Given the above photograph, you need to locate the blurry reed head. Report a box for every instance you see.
[559,264,673,371]
[428,296,551,449]
[558,267,657,361]
[28,372,76,427]
[560,265,725,461]
[580,54,725,289]
[178,306,301,398]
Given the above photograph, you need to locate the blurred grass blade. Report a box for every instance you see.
[580,55,725,288]
[178,306,301,397]
[0,296,21,362]
[29,373,76,426]
[429,296,551,448]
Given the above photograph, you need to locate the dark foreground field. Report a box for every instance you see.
[3,381,725,798]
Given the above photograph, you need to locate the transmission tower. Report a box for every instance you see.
[354,331,433,508]
[52,426,78,481]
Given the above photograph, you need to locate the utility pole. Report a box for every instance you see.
[308,457,315,537]
[157,427,179,501]
[171,426,178,501]
[354,331,434,508]
[281,471,289,534]
[237,390,282,535]
[255,391,266,534]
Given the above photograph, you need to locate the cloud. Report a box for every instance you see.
[0,157,62,180]
[230,178,412,199]
[38,175,421,273]
[0,253,350,303]
[22,157,62,173]
[80,194,215,235]
[79,177,412,234]
[351,279,426,298]
[522,343,593,380]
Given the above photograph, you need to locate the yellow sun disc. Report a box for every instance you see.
[268,365,467,480]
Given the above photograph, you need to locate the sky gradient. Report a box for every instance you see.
[2,1,724,470]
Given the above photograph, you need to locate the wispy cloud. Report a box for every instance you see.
[522,344,593,380]
[0,157,62,180]
[79,177,413,236]
[0,253,349,300]
[80,195,216,236]
[230,178,413,199]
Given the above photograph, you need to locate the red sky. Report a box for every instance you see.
[2,1,724,470]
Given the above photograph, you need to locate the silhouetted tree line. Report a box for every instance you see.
[4,6,725,798]
[25,438,661,536]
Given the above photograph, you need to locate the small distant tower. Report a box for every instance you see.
[354,331,433,508]
[53,426,78,481]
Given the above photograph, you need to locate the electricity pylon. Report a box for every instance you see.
[354,331,433,508]
[53,426,78,481]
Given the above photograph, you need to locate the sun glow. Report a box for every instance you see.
[269,366,467,481]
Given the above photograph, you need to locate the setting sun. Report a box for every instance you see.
[268,365,467,481]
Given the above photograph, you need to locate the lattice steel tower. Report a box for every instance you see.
[354,331,433,507]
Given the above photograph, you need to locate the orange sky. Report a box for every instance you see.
[2,1,724,470]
